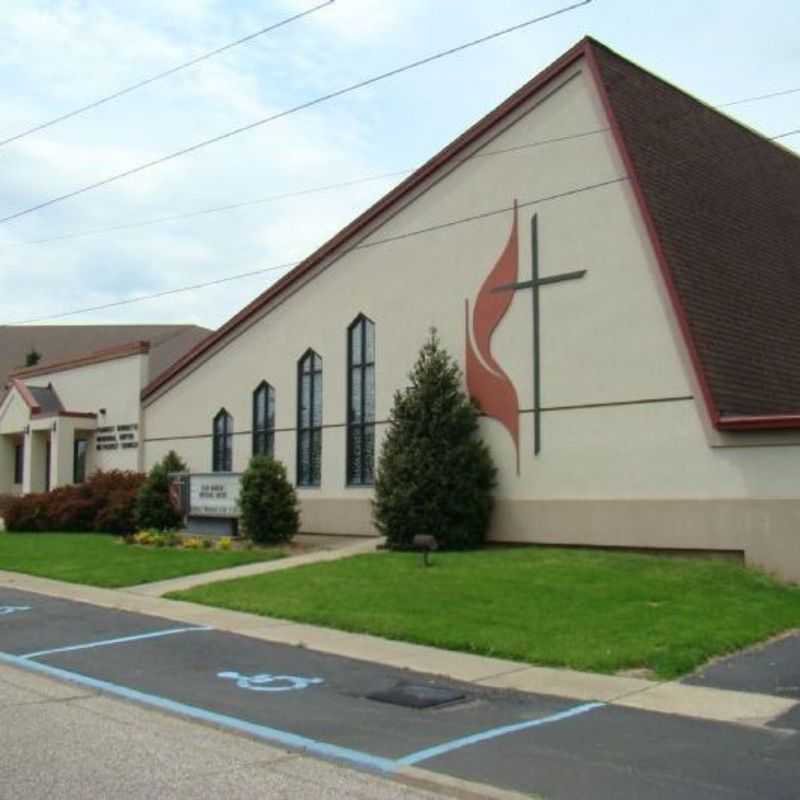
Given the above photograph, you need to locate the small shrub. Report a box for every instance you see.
[3,470,144,534]
[182,536,203,550]
[162,531,181,548]
[201,537,213,549]
[217,537,232,551]
[238,456,299,545]
[135,451,188,531]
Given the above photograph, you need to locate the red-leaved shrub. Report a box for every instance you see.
[3,470,145,534]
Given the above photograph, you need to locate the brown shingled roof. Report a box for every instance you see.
[587,40,800,427]
[141,37,800,429]
[0,324,212,397]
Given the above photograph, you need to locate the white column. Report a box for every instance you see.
[0,436,15,494]
[50,418,77,489]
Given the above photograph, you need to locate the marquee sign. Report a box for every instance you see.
[188,473,241,518]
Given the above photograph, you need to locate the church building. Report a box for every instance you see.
[9,38,800,580]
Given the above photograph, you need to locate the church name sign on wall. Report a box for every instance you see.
[188,474,241,518]
[96,423,139,451]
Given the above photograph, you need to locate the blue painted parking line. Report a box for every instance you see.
[0,651,397,773]
[396,702,606,766]
[1,646,606,774]
[19,626,213,660]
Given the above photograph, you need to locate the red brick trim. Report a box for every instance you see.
[11,341,150,380]
[141,40,592,402]
[717,415,800,431]
[582,45,723,430]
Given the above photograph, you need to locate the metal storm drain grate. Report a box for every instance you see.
[367,682,466,709]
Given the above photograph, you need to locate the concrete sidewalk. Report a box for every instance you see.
[126,536,380,597]
[1,568,796,731]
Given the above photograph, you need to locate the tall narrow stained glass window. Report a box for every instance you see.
[252,382,275,457]
[212,409,234,472]
[297,350,322,486]
[346,316,375,485]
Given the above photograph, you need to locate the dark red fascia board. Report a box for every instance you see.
[717,415,800,431]
[141,38,596,402]
[10,378,41,413]
[12,340,151,381]
[582,44,724,432]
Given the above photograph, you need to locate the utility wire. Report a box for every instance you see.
[0,1,334,150]
[4,79,799,249]
[720,86,800,108]
[0,0,592,226]
[0,128,610,249]
[6,123,798,327]
[4,175,624,325]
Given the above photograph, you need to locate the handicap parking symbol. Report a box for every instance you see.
[0,606,31,616]
[218,671,324,692]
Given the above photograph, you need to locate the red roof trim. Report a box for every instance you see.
[11,340,150,380]
[10,378,40,413]
[717,415,800,431]
[582,44,722,430]
[141,39,593,402]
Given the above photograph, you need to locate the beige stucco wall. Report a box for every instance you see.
[142,61,800,575]
[0,391,31,436]
[27,353,146,475]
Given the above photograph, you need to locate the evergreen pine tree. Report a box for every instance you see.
[135,450,188,530]
[373,329,497,550]
[24,349,42,367]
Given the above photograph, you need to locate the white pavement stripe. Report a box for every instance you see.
[21,626,213,659]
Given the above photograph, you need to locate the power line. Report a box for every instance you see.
[4,174,624,326]
[720,86,800,108]
[5,261,302,325]
[0,0,592,226]
[0,128,611,249]
[7,122,797,327]
[0,1,334,150]
[4,79,799,249]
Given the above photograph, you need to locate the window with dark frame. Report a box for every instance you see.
[73,439,88,484]
[297,350,322,486]
[13,442,23,485]
[212,409,234,472]
[252,381,275,458]
[346,316,375,486]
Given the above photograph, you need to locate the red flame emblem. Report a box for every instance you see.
[465,202,521,473]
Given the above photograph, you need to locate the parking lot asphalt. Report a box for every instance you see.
[2,587,799,799]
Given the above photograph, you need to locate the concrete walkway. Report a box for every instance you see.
[126,536,380,597]
[0,568,796,732]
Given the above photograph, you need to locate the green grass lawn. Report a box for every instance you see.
[170,548,800,678]
[0,533,285,588]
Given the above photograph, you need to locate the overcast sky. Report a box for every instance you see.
[1,0,798,332]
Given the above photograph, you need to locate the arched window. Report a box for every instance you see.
[347,315,375,485]
[212,409,233,472]
[297,350,322,486]
[252,381,275,457]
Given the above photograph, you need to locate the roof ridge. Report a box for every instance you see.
[11,340,150,379]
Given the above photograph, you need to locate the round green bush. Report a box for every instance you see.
[238,456,299,544]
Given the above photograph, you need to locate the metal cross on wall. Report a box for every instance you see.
[492,213,587,455]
